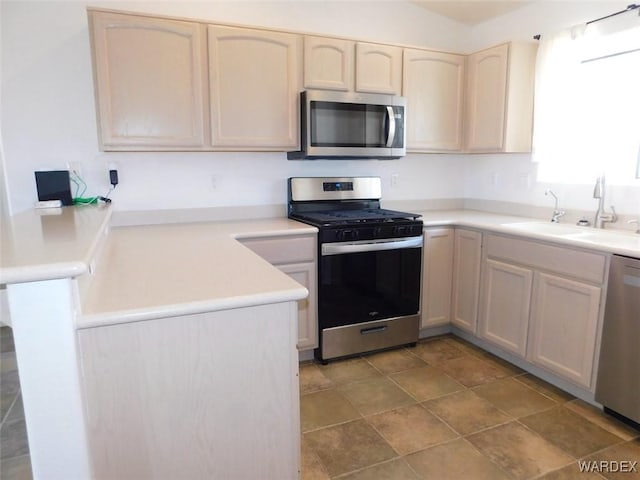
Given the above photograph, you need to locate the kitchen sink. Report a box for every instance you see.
[503,222,588,236]
[503,221,640,251]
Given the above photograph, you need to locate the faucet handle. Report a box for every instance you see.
[628,219,640,234]
[610,205,618,222]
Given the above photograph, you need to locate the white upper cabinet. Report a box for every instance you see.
[89,11,207,150]
[356,42,403,95]
[208,26,301,149]
[402,48,465,152]
[88,9,536,154]
[303,37,402,95]
[464,42,538,152]
[304,36,354,91]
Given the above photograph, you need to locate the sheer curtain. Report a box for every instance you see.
[532,25,589,182]
[533,12,640,185]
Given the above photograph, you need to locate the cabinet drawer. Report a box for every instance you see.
[241,235,316,265]
[486,234,606,284]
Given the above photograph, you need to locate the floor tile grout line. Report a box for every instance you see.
[510,372,575,404]
[456,436,520,480]
[561,398,640,441]
[329,456,403,479]
[516,401,637,448]
[510,414,631,464]
[1,389,20,427]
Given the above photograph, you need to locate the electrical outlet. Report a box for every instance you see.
[391,173,399,187]
[68,161,82,177]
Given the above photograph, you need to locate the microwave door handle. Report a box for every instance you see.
[385,106,396,147]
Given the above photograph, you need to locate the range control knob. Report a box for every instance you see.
[393,226,407,236]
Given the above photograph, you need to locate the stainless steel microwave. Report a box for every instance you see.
[287,90,406,160]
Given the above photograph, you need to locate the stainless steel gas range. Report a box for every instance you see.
[288,177,423,363]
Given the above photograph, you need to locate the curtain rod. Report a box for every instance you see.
[533,3,639,40]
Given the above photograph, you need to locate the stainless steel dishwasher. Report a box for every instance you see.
[595,254,640,427]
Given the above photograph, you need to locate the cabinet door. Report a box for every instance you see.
[479,259,532,356]
[421,228,454,328]
[451,229,482,333]
[528,273,601,388]
[89,11,207,149]
[208,26,301,148]
[356,42,402,94]
[402,49,465,152]
[278,262,317,350]
[304,36,354,91]
[464,43,509,152]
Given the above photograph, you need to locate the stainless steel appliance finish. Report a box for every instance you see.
[287,90,406,160]
[288,176,422,363]
[322,315,420,360]
[289,176,382,202]
[595,254,640,426]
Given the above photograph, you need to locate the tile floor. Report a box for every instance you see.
[0,326,32,480]
[300,335,640,480]
[1,328,638,480]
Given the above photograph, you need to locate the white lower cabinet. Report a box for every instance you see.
[479,234,606,390]
[421,227,482,332]
[421,228,454,328]
[78,303,301,479]
[278,262,317,350]
[528,272,601,388]
[451,228,482,334]
[479,259,532,356]
[451,229,482,333]
[239,234,317,350]
[421,227,607,392]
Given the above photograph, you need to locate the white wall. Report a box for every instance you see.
[465,1,640,216]
[1,1,638,217]
[0,0,466,215]
[467,1,630,51]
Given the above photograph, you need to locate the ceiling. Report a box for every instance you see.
[412,1,533,25]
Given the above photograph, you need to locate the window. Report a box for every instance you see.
[532,10,640,185]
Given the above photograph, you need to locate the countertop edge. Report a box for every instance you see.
[0,262,88,285]
[77,286,309,329]
[419,213,639,257]
[1,206,113,285]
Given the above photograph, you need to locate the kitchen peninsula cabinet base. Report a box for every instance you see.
[78,302,301,480]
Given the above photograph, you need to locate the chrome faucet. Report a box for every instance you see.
[593,175,617,229]
[545,189,565,223]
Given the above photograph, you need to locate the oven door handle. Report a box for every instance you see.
[321,235,423,256]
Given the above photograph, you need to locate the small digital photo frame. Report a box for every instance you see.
[34,170,74,206]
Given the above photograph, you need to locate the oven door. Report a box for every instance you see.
[319,236,422,329]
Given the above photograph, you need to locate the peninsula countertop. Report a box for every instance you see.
[3,205,639,330]
[79,218,318,328]
[0,205,112,284]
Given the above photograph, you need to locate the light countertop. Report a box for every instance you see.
[3,205,639,330]
[78,218,317,328]
[416,209,640,258]
[0,205,112,284]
